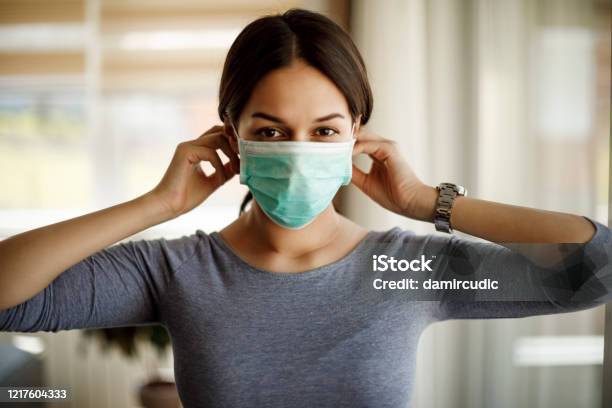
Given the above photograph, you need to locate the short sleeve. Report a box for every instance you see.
[0,233,200,333]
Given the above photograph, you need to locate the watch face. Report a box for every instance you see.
[440,183,467,196]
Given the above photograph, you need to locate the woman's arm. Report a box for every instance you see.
[0,125,238,312]
[351,128,597,244]
[0,233,201,331]
[436,218,609,320]
[385,219,611,321]
[352,127,611,319]
[0,192,171,311]
[408,185,596,244]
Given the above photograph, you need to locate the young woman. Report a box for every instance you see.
[1,8,611,408]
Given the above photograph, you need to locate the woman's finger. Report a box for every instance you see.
[192,130,240,173]
[214,135,241,174]
[195,125,224,141]
[351,164,368,191]
[192,129,225,148]
[199,147,227,183]
[353,139,397,165]
[206,161,236,190]
[180,143,227,182]
[356,127,385,141]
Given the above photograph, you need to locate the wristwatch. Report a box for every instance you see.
[434,182,467,233]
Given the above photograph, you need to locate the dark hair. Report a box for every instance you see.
[218,8,374,215]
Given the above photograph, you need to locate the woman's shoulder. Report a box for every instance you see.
[361,225,460,254]
[115,230,210,277]
[365,226,423,242]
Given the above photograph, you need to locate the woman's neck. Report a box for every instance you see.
[238,201,346,257]
[218,199,370,273]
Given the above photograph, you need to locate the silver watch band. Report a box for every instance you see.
[434,182,467,233]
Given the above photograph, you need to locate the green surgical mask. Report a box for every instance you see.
[235,125,356,229]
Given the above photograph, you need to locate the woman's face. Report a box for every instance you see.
[228,58,359,145]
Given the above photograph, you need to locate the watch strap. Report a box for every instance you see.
[434,182,467,233]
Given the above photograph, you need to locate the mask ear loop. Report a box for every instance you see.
[230,122,241,140]
[225,111,244,141]
[349,122,357,144]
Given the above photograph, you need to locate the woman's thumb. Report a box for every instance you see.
[351,164,367,191]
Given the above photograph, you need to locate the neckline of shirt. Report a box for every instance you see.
[205,228,391,280]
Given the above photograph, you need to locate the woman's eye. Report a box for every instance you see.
[315,127,338,137]
[257,128,282,138]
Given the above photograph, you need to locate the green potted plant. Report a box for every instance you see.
[80,325,181,408]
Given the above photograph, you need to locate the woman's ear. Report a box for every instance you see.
[223,115,239,154]
[354,114,363,138]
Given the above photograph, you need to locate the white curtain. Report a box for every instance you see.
[346,0,609,407]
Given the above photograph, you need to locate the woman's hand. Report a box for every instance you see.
[150,125,240,218]
[351,128,437,222]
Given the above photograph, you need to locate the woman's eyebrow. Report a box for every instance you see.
[251,112,345,123]
[314,113,345,122]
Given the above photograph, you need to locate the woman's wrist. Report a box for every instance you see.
[404,184,438,223]
[137,191,178,225]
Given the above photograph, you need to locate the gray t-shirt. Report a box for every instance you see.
[2,216,611,408]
